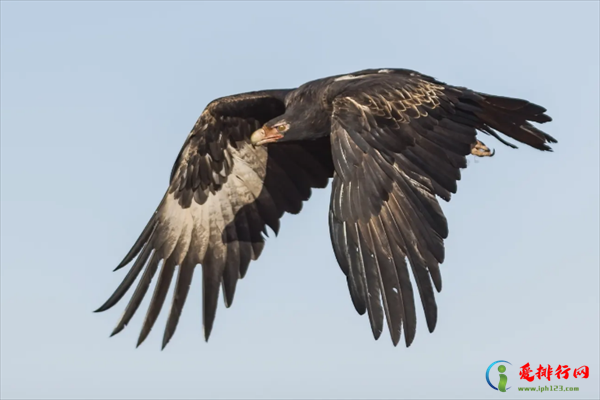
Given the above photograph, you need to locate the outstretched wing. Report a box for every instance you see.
[328,70,555,346]
[96,90,334,348]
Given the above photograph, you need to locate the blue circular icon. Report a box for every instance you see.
[486,360,512,391]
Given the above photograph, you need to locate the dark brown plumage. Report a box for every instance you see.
[96,68,556,349]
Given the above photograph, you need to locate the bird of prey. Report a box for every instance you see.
[96,68,556,349]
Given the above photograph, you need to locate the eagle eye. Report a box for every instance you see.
[276,124,287,132]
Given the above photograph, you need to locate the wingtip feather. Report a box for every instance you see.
[110,325,124,337]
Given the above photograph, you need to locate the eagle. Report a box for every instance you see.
[96,68,556,349]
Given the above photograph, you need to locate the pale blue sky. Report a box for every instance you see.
[1,1,598,399]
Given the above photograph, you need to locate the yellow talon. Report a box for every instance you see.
[471,140,495,157]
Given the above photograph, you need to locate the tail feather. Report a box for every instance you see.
[468,93,557,151]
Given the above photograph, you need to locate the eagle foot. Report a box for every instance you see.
[471,140,495,157]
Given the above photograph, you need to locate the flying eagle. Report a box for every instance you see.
[96,68,556,349]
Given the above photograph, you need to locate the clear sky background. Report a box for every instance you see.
[1,2,599,399]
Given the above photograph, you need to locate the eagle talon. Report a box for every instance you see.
[471,140,495,157]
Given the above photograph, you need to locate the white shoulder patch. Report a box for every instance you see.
[334,74,366,82]
[378,69,392,73]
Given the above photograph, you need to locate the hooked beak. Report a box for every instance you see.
[250,127,283,146]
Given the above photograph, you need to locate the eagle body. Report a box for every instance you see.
[96,68,556,349]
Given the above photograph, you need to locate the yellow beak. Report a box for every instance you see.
[250,127,283,146]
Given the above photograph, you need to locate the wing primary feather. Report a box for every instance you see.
[387,191,438,333]
[345,218,367,314]
[221,237,240,308]
[328,213,350,276]
[253,189,282,236]
[202,254,223,342]
[356,220,384,340]
[392,169,446,266]
[231,207,253,279]
[218,185,241,307]
[137,256,177,347]
[114,213,159,271]
[346,230,367,315]
[329,193,367,315]
[200,194,227,342]
[110,250,161,337]
[380,202,417,347]
[369,216,404,346]
[162,257,196,349]
[244,204,266,260]
[95,224,157,312]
